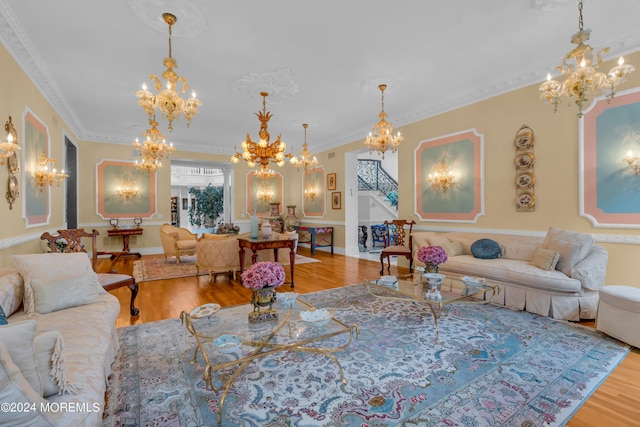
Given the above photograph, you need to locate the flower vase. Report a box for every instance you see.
[426,263,439,273]
[283,205,299,232]
[423,273,444,301]
[249,286,278,323]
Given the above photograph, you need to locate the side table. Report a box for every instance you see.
[295,226,334,254]
[238,237,296,288]
[99,228,143,273]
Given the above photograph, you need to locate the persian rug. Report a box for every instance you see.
[103,284,629,426]
[133,254,320,282]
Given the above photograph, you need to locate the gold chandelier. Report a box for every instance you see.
[115,179,140,202]
[539,0,634,118]
[136,13,201,132]
[231,91,294,171]
[365,84,404,159]
[133,119,175,174]
[0,116,20,165]
[428,160,455,194]
[35,152,68,191]
[290,123,318,172]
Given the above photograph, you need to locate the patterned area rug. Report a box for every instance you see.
[103,284,629,426]
[133,254,320,282]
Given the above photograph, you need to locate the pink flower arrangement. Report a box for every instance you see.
[417,245,448,265]
[241,261,286,290]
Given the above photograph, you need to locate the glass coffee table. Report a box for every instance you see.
[180,298,359,426]
[366,272,499,343]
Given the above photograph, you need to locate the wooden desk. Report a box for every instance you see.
[100,228,143,273]
[238,237,296,288]
[295,226,334,254]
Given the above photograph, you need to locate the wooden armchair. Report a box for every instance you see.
[40,229,139,316]
[380,219,416,275]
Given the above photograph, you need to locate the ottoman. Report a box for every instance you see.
[596,285,640,348]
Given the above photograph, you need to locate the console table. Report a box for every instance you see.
[238,237,296,288]
[295,226,334,254]
[102,228,143,272]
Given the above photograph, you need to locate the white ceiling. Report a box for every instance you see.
[2,0,640,157]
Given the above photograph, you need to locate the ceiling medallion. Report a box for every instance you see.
[128,0,207,37]
[230,68,298,105]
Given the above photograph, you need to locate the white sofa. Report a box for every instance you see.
[411,228,608,320]
[0,253,121,426]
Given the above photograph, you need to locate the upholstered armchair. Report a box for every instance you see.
[195,232,295,283]
[159,223,197,264]
[195,233,251,281]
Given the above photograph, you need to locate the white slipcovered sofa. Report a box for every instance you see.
[0,253,120,426]
[411,228,608,320]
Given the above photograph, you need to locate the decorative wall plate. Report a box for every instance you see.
[516,191,535,209]
[8,151,18,173]
[514,131,534,149]
[6,174,18,209]
[515,172,535,188]
[515,152,534,169]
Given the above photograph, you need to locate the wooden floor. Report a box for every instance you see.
[100,248,640,427]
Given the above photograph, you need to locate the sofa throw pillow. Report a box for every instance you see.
[34,331,78,397]
[471,239,502,259]
[543,227,594,266]
[442,240,465,257]
[0,341,54,426]
[11,253,97,316]
[0,270,24,318]
[30,273,100,314]
[530,246,560,271]
[543,238,583,275]
[0,305,6,325]
[0,320,43,395]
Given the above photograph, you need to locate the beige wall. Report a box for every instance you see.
[2,39,640,287]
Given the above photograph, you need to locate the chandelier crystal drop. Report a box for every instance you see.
[231,91,294,171]
[133,118,175,174]
[539,0,634,117]
[136,13,201,132]
[290,123,318,172]
[365,84,404,159]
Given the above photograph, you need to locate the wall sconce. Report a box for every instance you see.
[115,179,140,202]
[623,150,640,175]
[1,116,20,165]
[258,188,274,203]
[427,160,456,193]
[304,185,316,200]
[34,151,68,191]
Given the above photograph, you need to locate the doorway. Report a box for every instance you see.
[64,135,78,229]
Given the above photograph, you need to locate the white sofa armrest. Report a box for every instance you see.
[570,245,608,291]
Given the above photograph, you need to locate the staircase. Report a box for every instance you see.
[357,159,398,210]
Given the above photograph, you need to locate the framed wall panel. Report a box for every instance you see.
[22,108,50,228]
[96,160,157,219]
[246,170,283,216]
[580,88,640,228]
[414,129,484,222]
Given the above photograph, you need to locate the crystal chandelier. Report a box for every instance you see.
[365,84,404,159]
[231,91,294,171]
[0,116,20,166]
[136,13,201,132]
[115,179,140,202]
[34,152,68,191]
[539,0,634,117]
[290,123,318,172]
[428,160,455,194]
[133,119,175,174]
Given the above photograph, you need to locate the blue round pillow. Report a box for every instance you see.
[471,239,502,259]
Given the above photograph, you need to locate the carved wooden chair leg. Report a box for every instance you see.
[128,281,139,316]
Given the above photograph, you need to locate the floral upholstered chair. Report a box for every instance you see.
[40,229,139,315]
